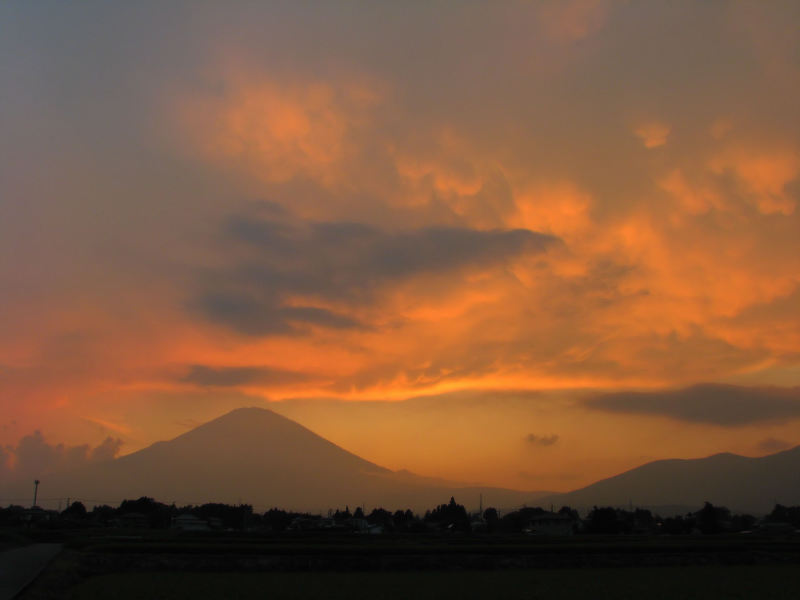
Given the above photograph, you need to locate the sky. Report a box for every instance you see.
[1,0,799,494]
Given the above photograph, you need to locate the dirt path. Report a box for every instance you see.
[0,544,62,600]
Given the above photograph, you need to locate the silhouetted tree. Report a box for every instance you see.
[117,496,172,528]
[483,507,499,531]
[632,508,655,533]
[585,507,623,534]
[0,505,26,526]
[333,507,352,520]
[62,501,87,519]
[191,503,253,530]
[426,497,470,531]
[499,506,546,533]
[695,502,730,534]
[558,506,579,520]
[263,509,296,532]
[659,514,690,535]
[368,508,394,529]
[89,504,116,526]
[767,504,800,528]
[730,512,756,532]
[392,509,416,531]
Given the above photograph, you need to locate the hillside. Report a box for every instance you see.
[541,446,800,515]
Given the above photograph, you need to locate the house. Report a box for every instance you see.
[172,513,211,531]
[24,507,50,525]
[523,512,576,535]
[758,521,795,535]
[346,517,369,532]
[470,516,487,532]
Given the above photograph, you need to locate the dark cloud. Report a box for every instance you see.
[226,215,556,285]
[193,213,556,336]
[14,431,72,477]
[401,388,545,408]
[0,431,123,482]
[525,433,559,447]
[90,437,124,462]
[194,294,363,336]
[757,437,794,454]
[182,364,314,387]
[585,384,800,426]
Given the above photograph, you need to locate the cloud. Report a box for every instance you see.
[525,433,560,447]
[90,436,124,462]
[2,431,124,482]
[192,211,557,336]
[194,294,364,336]
[757,437,794,454]
[585,383,800,426]
[228,216,555,283]
[709,146,800,215]
[536,0,614,43]
[659,169,723,215]
[182,364,315,387]
[634,122,671,149]
[178,71,381,188]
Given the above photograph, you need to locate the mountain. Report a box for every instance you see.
[38,407,547,512]
[19,408,797,515]
[540,446,800,515]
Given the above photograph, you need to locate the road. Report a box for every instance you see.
[0,544,62,600]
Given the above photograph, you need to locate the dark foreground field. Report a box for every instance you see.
[13,530,800,599]
[69,567,800,600]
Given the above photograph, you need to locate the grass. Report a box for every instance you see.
[70,566,800,600]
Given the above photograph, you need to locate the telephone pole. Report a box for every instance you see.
[33,480,40,508]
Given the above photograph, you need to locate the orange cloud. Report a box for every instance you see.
[710,146,800,215]
[536,0,614,43]
[177,67,381,189]
[510,181,593,240]
[634,121,670,149]
[659,169,723,215]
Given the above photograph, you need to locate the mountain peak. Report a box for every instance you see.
[181,405,301,437]
[38,406,539,511]
[211,405,281,420]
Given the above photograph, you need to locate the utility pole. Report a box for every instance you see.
[33,480,40,508]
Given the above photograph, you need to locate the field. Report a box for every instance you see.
[12,530,800,599]
[70,566,800,600]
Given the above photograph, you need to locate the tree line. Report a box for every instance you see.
[2,496,798,535]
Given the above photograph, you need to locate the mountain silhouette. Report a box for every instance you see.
[17,408,798,514]
[540,446,800,514]
[40,407,547,511]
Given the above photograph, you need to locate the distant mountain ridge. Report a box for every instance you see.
[11,407,799,515]
[540,445,800,515]
[35,407,547,512]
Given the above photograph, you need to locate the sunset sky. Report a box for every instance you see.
[1,1,799,494]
